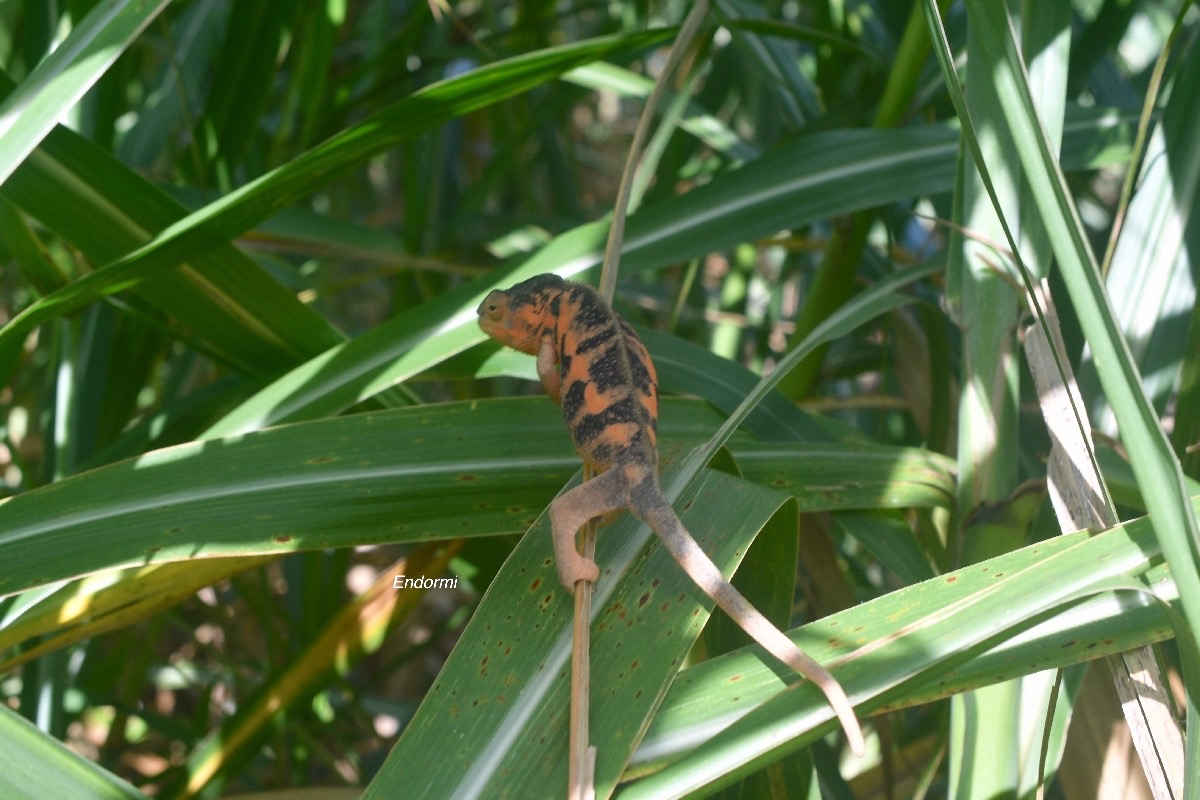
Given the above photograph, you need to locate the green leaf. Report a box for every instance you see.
[625,507,1175,795]
[0,398,948,599]
[364,467,802,799]
[0,29,673,367]
[0,398,581,598]
[0,115,344,376]
[925,0,1200,790]
[206,129,963,436]
[0,704,144,800]
[1081,29,1200,426]
[0,0,171,187]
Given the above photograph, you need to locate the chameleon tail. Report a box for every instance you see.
[643,499,866,757]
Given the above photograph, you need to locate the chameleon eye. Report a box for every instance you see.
[478,291,508,320]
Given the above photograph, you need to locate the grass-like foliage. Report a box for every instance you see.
[0,2,1196,798]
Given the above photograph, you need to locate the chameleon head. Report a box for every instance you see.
[477,289,540,353]
[478,275,566,353]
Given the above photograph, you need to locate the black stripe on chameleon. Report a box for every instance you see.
[575,329,614,354]
[507,275,559,308]
[570,290,613,328]
[572,397,643,447]
[582,347,632,394]
[588,441,617,464]
[561,380,586,425]
[625,349,655,391]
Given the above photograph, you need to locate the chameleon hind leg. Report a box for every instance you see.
[548,467,629,589]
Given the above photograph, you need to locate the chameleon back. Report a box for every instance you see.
[477,274,659,474]
[550,280,659,474]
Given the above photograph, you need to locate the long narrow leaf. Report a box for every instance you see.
[1,113,344,375]
[924,1,1200,791]
[0,30,672,366]
[0,399,948,600]
[0,0,172,187]
[0,704,144,800]
[366,467,802,799]
[624,504,1173,795]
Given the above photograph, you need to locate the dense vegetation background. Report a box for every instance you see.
[0,0,1198,797]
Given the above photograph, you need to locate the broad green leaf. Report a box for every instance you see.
[0,30,673,366]
[0,398,949,599]
[925,0,1200,790]
[624,504,1176,795]
[1080,33,1200,429]
[0,703,144,800]
[733,441,954,510]
[201,109,1133,437]
[0,0,171,187]
[0,398,579,598]
[0,122,343,375]
[365,467,802,799]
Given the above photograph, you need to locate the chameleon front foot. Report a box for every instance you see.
[556,555,600,590]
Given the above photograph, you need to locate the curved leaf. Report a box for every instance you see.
[0,398,949,600]
[0,29,674,366]
[0,0,171,186]
[626,506,1175,795]
[203,112,1133,436]
[0,704,144,800]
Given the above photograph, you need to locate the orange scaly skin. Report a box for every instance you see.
[477,273,864,755]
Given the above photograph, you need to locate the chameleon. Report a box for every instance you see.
[477,273,864,756]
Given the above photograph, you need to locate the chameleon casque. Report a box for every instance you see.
[477,273,864,754]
